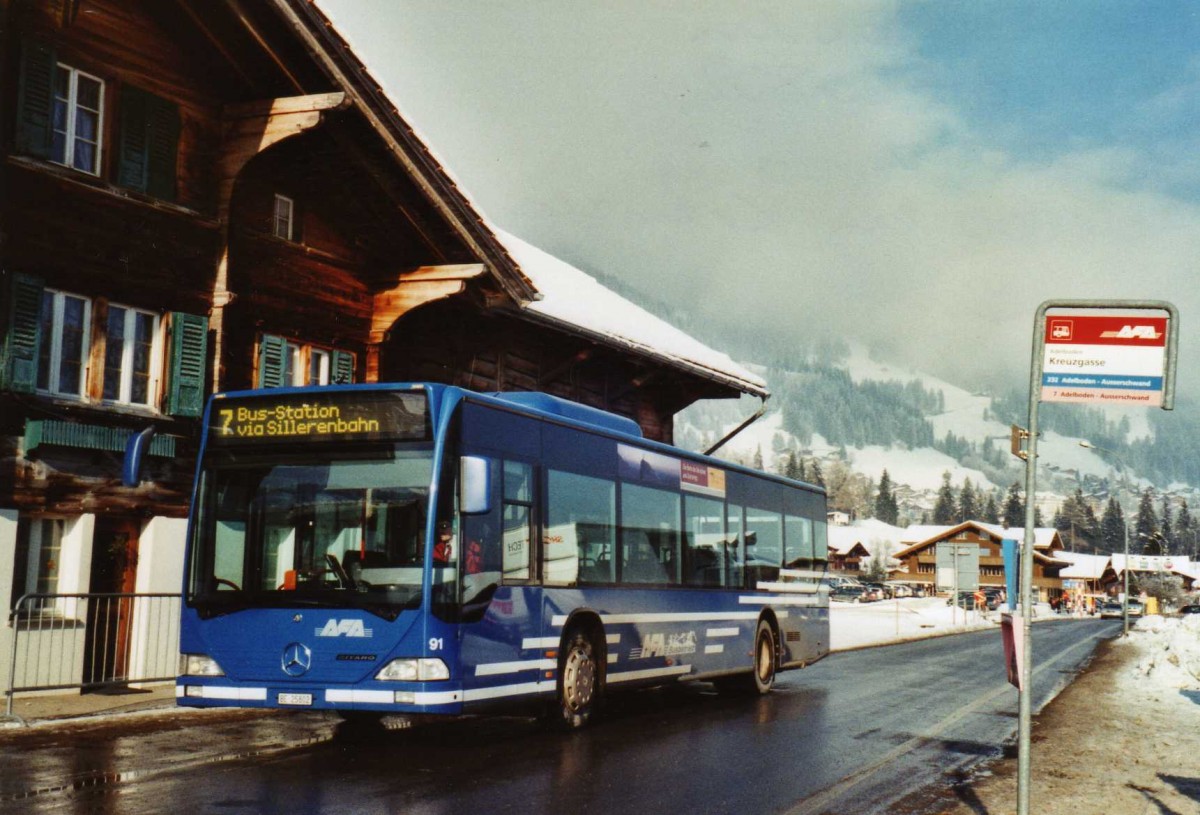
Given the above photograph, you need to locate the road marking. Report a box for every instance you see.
[781,625,1112,815]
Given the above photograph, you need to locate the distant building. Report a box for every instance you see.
[890,521,1068,601]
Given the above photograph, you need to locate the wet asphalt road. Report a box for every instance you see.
[0,619,1118,815]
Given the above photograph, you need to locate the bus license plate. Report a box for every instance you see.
[278,692,313,706]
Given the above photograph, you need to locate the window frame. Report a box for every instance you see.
[51,62,104,176]
[37,288,92,399]
[101,302,162,408]
[273,194,295,241]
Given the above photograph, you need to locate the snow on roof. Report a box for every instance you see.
[492,229,767,395]
[311,2,767,398]
[827,519,908,557]
[1056,552,1111,580]
[1109,554,1197,577]
[900,522,1058,549]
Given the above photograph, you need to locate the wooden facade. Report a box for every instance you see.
[0,0,763,684]
[891,522,1069,600]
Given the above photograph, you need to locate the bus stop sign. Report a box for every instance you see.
[1041,315,1169,407]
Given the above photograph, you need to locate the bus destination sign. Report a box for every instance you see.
[207,391,429,445]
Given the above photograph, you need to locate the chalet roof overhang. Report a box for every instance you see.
[264,0,538,307]
[262,0,768,402]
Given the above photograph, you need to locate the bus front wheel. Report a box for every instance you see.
[555,628,600,730]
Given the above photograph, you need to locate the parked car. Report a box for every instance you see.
[1126,600,1145,618]
[1098,601,1124,619]
[946,591,977,610]
[1179,604,1200,615]
[863,582,891,600]
[982,588,1005,611]
[830,585,867,603]
[885,582,914,598]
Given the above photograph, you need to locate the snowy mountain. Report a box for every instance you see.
[674,344,1196,525]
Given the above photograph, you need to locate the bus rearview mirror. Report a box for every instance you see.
[460,456,492,514]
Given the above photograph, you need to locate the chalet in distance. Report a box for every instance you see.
[0,0,765,693]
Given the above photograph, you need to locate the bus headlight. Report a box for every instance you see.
[179,653,225,677]
[375,658,449,682]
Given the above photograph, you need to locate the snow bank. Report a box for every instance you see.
[829,598,1060,651]
[1124,615,1200,689]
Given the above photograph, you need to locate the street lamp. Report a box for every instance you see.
[1079,441,1131,636]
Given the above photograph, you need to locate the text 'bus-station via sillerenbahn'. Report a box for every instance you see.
[175,383,830,728]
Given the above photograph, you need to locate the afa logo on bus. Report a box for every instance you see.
[315,619,374,638]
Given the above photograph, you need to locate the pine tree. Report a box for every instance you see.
[958,478,979,522]
[753,445,764,470]
[810,460,825,488]
[1135,489,1159,554]
[1160,496,1174,555]
[1003,483,1024,529]
[874,469,899,525]
[933,472,957,525]
[1101,497,1125,554]
[983,493,1000,525]
[1177,500,1197,558]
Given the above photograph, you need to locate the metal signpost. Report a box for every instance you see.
[1015,300,1179,815]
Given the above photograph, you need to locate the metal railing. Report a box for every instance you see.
[5,592,181,717]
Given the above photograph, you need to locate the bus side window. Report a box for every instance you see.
[501,461,533,581]
[727,505,744,588]
[684,495,725,587]
[546,470,615,586]
[745,505,783,586]
[620,482,680,585]
[784,514,815,569]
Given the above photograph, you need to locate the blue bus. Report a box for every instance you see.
[176,383,829,728]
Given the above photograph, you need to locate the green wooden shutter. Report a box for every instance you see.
[15,38,55,159]
[146,92,180,201]
[117,86,149,191]
[118,87,179,201]
[1,273,45,393]
[331,350,354,384]
[258,335,287,389]
[165,312,208,417]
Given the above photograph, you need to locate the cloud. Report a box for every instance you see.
[320,0,1199,396]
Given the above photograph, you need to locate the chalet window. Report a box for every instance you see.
[273,195,296,241]
[37,289,92,398]
[2,274,207,417]
[102,304,161,406]
[258,335,354,388]
[11,517,65,609]
[51,64,104,175]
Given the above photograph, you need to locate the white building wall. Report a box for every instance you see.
[0,510,18,697]
[129,517,187,683]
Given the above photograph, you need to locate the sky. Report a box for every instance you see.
[317,1,1199,400]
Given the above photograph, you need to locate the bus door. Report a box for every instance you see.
[456,403,545,704]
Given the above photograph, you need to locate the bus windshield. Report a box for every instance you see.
[187,443,434,619]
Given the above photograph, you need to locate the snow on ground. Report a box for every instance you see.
[845,445,996,492]
[828,596,1060,651]
[1121,614,1200,690]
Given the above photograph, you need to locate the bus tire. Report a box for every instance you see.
[554,627,601,730]
[716,618,776,695]
[749,619,777,694]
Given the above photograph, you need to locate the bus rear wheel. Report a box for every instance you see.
[554,628,600,730]
[716,619,776,696]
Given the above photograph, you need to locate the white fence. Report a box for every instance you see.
[6,593,181,716]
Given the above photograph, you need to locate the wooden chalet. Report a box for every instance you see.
[891,522,1069,601]
[0,0,765,690]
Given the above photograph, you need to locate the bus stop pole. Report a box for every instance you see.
[1017,298,1178,815]
[1016,305,1047,815]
